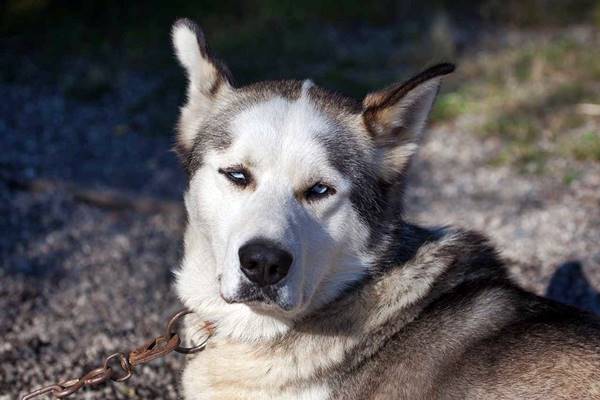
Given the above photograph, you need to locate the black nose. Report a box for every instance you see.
[238,239,293,287]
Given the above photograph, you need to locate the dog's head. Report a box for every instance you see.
[172,19,453,340]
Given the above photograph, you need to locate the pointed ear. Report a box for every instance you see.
[172,19,233,156]
[363,63,454,181]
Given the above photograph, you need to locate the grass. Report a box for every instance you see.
[565,131,600,162]
[488,143,549,175]
[482,115,539,142]
[434,30,600,175]
[431,92,472,123]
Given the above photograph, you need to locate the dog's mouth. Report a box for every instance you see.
[221,282,293,311]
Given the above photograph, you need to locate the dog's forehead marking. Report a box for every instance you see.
[300,79,315,94]
[227,82,337,173]
[231,79,325,134]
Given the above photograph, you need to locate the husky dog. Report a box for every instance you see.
[172,19,600,400]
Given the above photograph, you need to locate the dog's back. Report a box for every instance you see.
[329,239,600,400]
[445,295,600,399]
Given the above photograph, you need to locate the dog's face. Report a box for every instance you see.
[172,19,452,340]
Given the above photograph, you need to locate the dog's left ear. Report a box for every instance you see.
[172,19,233,159]
[363,63,454,181]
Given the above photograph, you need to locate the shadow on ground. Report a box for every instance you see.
[546,261,600,315]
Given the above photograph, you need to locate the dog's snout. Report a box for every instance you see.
[238,239,293,287]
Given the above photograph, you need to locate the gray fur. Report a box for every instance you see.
[172,20,600,399]
[326,229,600,399]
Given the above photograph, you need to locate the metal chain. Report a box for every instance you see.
[22,309,213,400]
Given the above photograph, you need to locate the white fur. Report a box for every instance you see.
[172,22,233,151]
[176,86,372,343]
[181,340,332,400]
[172,23,219,95]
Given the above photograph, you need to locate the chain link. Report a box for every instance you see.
[22,309,212,400]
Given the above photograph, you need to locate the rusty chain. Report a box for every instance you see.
[22,309,213,400]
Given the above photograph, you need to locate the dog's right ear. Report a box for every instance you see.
[362,63,454,182]
[172,19,233,159]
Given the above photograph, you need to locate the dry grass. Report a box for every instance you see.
[433,27,600,179]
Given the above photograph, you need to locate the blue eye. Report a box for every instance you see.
[306,182,335,200]
[311,184,328,194]
[229,171,246,181]
[219,168,250,186]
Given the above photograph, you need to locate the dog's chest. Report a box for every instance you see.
[181,339,332,400]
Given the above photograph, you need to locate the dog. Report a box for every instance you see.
[171,19,600,399]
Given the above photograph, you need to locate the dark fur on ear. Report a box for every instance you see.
[362,63,455,181]
[363,63,455,121]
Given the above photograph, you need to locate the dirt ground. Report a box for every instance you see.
[2,60,600,400]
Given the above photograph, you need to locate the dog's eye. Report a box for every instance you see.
[229,171,246,181]
[219,168,250,187]
[305,183,335,201]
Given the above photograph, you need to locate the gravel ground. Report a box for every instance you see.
[407,123,600,303]
[1,76,187,399]
[2,64,599,399]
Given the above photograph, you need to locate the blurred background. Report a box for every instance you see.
[1,1,600,398]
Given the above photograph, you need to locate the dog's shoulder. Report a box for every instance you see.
[379,224,509,290]
[335,225,600,399]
